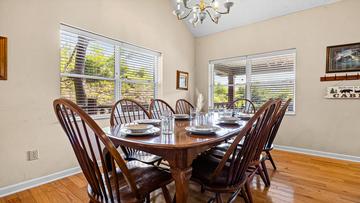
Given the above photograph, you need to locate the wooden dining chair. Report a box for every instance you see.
[191,100,277,203]
[53,98,173,203]
[149,99,175,119]
[263,98,291,170]
[110,98,162,165]
[246,99,281,187]
[227,98,256,114]
[175,99,194,114]
[212,99,280,187]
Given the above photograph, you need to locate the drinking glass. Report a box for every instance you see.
[190,109,197,127]
[161,111,174,134]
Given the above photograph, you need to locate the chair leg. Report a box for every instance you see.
[240,186,249,203]
[215,193,223,203]
[161,186,172,203]
[245,181,253,203]
[227,189,241,203]
[257,164,269,187]
[207,197,215,203]
[266,151,277,170]
[200,185,205,193]
[261,160,271,186]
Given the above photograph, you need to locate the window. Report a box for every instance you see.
[60,25,159,117]
[209,49,296,114]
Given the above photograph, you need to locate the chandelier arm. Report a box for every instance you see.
[215,9,230,15]
[183,0,192,9]
[206,9,218,24]
[177,10,192,20]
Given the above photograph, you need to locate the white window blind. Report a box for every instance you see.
[210,49,296,114]
[60,25,159,117]
[250,52,296,112]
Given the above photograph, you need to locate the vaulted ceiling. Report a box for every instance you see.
[170,0,340,37]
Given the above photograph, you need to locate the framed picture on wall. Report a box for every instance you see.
[326,42,360,73]
[0,36,7,80]
[176,70,189,90]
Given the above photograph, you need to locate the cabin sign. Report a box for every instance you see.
[326,86,360,99]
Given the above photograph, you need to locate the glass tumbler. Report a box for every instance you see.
[161,112,174,135]
[190,109,197,127]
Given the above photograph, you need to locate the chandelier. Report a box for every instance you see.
[173,0,234,27]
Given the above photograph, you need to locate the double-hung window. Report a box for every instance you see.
[60,25,159,117]
[209,49,296,114]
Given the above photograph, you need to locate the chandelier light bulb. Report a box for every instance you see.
[213,1,219,9]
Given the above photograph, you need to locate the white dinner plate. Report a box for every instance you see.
[135,119,161,126]
[120,127,160,136]
[123,124,154,133]
[185,126,220,135]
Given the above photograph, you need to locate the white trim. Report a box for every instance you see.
[0,166,82,197]
[60,23,161,56]
[1,146,359,197]
[208,64,214,108]
[275,145,360,163]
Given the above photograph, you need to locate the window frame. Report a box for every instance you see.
[60,24,160,119]
[209,49,296,115]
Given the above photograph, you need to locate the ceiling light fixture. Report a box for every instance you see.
[173,0,234,27]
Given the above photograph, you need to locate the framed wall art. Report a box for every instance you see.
[0,36,7,80]
[326,42,360,73]
[176,70,189,90]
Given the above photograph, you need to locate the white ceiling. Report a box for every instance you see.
[170,0,340,37]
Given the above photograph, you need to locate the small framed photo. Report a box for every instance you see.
[176,70,189,90]
[326,42,360,73]
[0,36,7,80]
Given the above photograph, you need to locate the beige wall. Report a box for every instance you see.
[195,0,360,157]
[0,0,194,187]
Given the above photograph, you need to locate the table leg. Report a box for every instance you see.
[170,166,192,203]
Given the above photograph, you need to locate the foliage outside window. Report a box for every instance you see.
[60,25,159,117]
[210,49,296,113]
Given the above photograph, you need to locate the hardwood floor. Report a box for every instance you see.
[1,150,360,203]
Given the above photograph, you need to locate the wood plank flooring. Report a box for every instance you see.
[1,150,360,203]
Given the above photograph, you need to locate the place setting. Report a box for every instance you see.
[120,123,160,136]
[185,112,220,135]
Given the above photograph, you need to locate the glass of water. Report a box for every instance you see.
[161,111,174,134]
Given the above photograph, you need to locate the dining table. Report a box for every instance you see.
[103,118,246,203]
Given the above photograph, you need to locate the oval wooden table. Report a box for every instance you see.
[103,120,245,203]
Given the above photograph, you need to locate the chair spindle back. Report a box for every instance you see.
[149,99,175,119]
[110,99,150,127]
[175,99,194,114]
[53,98,139,202]
[227,98,256,114]
[265,98,291,150]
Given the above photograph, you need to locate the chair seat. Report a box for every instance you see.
[88,160,172,203]
[125,151,162,165]
[211,144,267,164]
[192,154,247,191]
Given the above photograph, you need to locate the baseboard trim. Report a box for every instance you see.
[0,166,81,197]
[275,145,360,163]
[1,146,359,197]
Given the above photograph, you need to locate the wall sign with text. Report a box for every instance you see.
[325,86,360,99]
